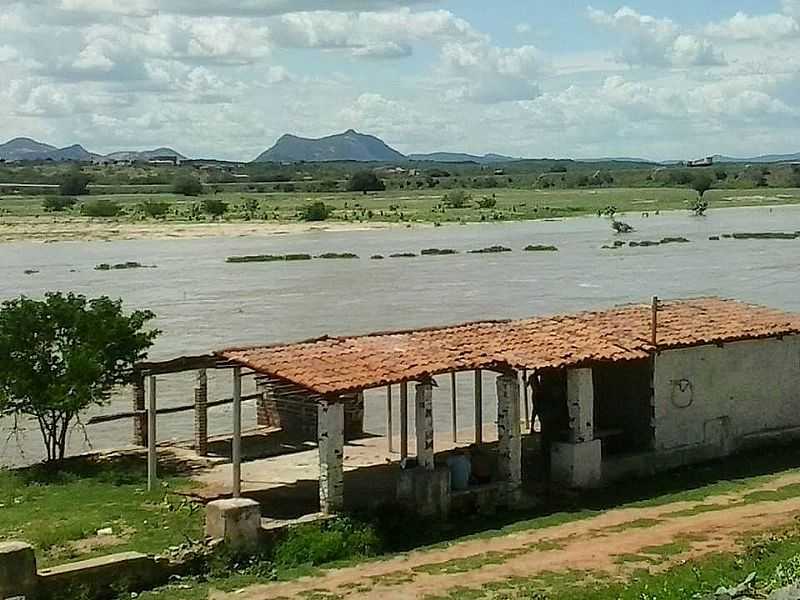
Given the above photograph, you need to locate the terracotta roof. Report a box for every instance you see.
[218,298,800,396]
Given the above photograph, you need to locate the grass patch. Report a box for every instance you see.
[0,457,202,567]
[600,518,663,534]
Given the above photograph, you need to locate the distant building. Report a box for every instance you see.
[687,156,714,168]
[148,156,181,167]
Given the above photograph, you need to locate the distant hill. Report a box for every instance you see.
[0,137,95,161]
[714,152,800,164]
[254,130,406,163]
[408,152,517,164]
[104,148,186,161]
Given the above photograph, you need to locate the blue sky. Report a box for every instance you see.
[1,0,799,160]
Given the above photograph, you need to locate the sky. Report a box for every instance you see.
[1,0,799,161]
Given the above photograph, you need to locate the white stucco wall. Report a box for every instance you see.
[653,335,800,452]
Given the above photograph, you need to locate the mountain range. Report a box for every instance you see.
[0,137,184,162]
[2,132,799,165]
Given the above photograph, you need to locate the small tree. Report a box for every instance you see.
[348,171,385,193]
[690,197,709,216]
[0,293,158,462]
[691,173,713,199]
[173,174,203,196]
[59,168,91,196]
[81,198,122,217]
[201,197,228,218]
[301,201,332,221]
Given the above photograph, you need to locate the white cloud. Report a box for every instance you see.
[440,41,544,103]
[59,0,156,17]
[588,5,725,67]
[515,23,532,34]
[705,11,799,41]
[272,9,483,58]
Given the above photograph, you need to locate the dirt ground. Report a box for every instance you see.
[0,217,408,243]
[214,472,800,600]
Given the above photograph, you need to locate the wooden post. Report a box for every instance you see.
[451,372,458,443]
[232,366,242,498]
[386,385,394,453]
[474,369,483,444]
[132,374,147,447]
[147,375,157,492]
[522,369,530,431]
[651,296,659,347]
[400,382,409,460]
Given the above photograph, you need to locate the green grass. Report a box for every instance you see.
[2,186,800,226]
[0,458,203,567]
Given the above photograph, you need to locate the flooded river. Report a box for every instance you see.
[2,205,799,466]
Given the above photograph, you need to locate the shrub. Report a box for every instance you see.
[81,198,122,217]
[140,200,170,218]
[301,201,333,221]
[42,196,77,212]
[611,220,634,233]
[274,518,382,569]
[443,190,471,209]
[59,168,90,196]
[476,196,497,209]
[172,174,203,196]
[201,197,228,217]
[690,197,709,216]
[348,171,385,193]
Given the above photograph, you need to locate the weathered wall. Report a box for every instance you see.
[653,336,800,452]
[256,377,364,441]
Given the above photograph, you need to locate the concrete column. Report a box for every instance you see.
[415,381,434,470]
[496,372,522,486]
[386,385,394,453]
[318,400,345,514]
[474,369,483,444]
[0,542,37,599]
[206,499,261,550]
[194,369,208,457]
[232,367,242,498]
[567,368,594,443]
[132,374,147,447]
[552,367,601,488]
[400,382,409,460]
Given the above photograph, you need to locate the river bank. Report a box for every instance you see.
[2,187,799,244]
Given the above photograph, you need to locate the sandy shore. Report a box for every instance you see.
[0,217,414,244]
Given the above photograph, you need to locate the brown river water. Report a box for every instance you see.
[1,205,799,466]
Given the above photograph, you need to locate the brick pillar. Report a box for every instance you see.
[194,369,208,456]
[497,372,522,486]
[318,400,345,514]
[567,368,594,443]
[132,374,147,447]
[415,381,434,470]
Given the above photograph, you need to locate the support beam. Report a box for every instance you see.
[566,368,594,443]
[415,380,435,470]
[400,382,409,460]
[386,385,394,453]
[194,369,209,457]
[232,366,242,498]
[497,372,522,487]
[147,375,157,492]
[451,372,458,443]
[318,400,345,514]
[132,374,147,447]
[474,369,483,444]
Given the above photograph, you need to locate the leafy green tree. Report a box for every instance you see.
[691,173,713,198]
[0,293,158,462]
[201,197,228,218]
[172,174,203,196]
[347,171,385,193]
[301,201,333,221]
[42,196,78,212]
[59,168,91,196]
[81,198,122,217]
